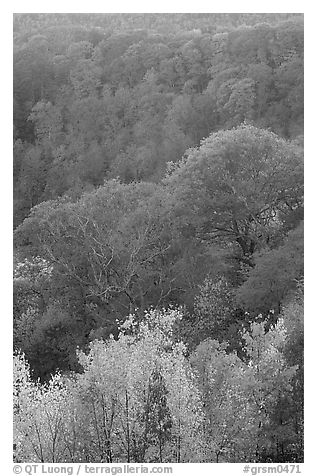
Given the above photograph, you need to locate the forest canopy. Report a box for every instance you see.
[13,13,304,464]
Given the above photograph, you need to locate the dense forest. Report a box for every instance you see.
[13,13,304,464]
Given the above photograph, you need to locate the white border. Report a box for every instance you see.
[3,4,314,474]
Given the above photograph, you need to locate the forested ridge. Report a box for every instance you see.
[13,13,304,463]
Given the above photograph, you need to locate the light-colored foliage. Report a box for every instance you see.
[14,309,207,463]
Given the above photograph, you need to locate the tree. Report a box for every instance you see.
[14,180,182,360]
[235,222,303,314]
[70,59,102,98]
[241,318,298,462]
[164,125,303,264]
[16,146,47,210]
[14,309,208,462]
[186,275,244,351]
[165,92,216,146]
[222,78,256,126]
[279,286,304,461]
[28,100,63,147]
[190,339,257,462]
[14,352,74,462]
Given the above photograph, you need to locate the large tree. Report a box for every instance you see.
[164,125,303,266]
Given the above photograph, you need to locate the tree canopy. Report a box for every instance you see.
[13,13,304,464]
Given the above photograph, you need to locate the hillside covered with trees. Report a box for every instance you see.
[13,13,304,463]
